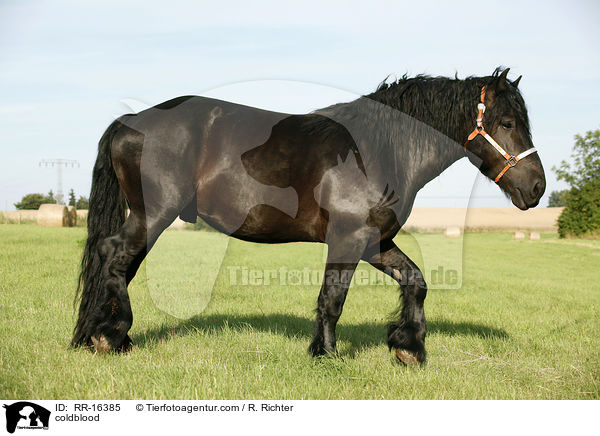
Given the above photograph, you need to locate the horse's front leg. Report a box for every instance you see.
[308,260,358,356]
[308,232,369,357]
[363,239,428,365]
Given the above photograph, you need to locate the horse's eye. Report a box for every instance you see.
[501,120,514,130]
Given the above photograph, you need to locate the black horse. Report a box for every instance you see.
[72,68,545,364]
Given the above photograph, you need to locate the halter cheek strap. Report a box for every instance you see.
[464,85,537,183]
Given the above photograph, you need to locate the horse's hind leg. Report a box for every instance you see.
[362,239,427,365]
[89,212,146,352]
[90,210,176,352]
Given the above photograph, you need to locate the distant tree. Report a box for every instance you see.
[548,190,569,207]
[76,196,89,210]
[47,190,55,203]
[557,179,600,238]
[553,129,600,238]
[68,189,77,206]
[14,192,55,210]
[553,129,600,188]
[190,217,217,232]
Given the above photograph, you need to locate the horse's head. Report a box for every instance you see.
[465,68,546,210]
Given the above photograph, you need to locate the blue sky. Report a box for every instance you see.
[1,0,599,209]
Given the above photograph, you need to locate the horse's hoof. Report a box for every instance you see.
[118,334,133,352]
[91,334,113,353]
[394,349,421,366]
[308,341,337,358]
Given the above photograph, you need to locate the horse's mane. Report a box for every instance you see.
[365,66,530,141]
[309,67,531,191]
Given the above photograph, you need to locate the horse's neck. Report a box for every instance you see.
[403,128,466,193]
[319,97,467,195]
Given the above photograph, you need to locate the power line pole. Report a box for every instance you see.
[39,159,80,204]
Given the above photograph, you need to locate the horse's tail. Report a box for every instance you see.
[72,119,128,347]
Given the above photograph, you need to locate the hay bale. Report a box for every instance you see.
[37,204,69,227]
[67,206,77,227]
[168,217,186,230]
[514,230,526,240]
[529,231,540,240]
[444,226,461,238]
[0,210,38,224]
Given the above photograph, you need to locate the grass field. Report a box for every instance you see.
[0,224,598,399]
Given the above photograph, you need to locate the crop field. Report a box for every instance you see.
[0,224,598,399]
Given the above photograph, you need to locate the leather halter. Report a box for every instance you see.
[464,86,537,183]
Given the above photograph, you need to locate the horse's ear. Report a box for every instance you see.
[513,75,522,88]
[495,68,510,93]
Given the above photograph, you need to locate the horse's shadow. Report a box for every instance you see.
[131,313,508,357]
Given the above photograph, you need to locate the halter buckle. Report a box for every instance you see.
[507,156,518,167]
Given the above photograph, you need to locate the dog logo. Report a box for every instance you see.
[3,402,50,433]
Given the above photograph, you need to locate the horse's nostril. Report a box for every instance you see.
[532,180,545,199]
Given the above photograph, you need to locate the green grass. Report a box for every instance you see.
[0,224,598,399]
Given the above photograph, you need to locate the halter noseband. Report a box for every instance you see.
[464,85,537,183]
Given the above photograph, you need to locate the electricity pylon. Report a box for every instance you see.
[39,159,80,204]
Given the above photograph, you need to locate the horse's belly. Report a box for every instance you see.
[195,171,325,242]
